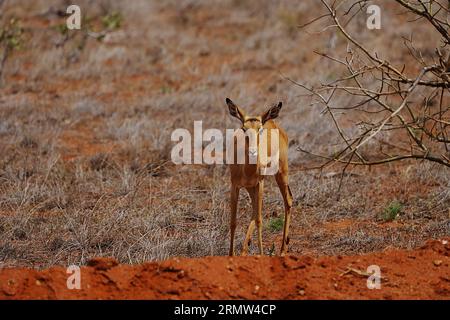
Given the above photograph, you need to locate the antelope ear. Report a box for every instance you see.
[262,102,283,124]
[226,98,246,122]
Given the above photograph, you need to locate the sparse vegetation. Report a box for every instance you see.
[0,17,23,84]
[0,18,22,50]
[51,4,125,66]
[101,11,123,30]
[267,216,284,233]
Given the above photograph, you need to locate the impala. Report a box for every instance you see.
[226,98,293,256]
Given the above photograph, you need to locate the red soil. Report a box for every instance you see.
[0,238,448,300]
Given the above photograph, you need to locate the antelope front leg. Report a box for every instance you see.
[229,185,239,256]
[241,186,256,256]
[256,181,264,255]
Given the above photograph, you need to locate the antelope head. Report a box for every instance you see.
[226,98,283,166]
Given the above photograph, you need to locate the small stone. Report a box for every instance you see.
[167,289,180,295]
[299,290,305,296]
[433,260,443,266]
[177,270,185,279]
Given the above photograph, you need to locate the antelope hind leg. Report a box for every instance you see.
[275,173,293,256]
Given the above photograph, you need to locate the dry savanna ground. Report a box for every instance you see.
[0,0,448,299]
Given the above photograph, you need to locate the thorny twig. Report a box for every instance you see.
[291,0,450,187]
